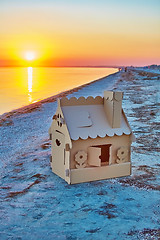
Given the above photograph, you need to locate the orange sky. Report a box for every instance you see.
[0,0,160,67]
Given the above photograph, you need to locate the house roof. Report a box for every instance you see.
[61,103,132,140]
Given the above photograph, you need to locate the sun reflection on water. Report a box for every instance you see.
[0,67,118,115]
[28,67,32,102]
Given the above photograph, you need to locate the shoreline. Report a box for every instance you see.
[0,71,118,124]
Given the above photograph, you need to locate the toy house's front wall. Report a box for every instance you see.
[69,134,132,184]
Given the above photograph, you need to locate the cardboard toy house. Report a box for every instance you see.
[49,91,135,184]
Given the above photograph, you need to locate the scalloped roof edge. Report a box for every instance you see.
[60,96,103,106]
[71,131,132,141]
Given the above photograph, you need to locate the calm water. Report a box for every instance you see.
[0,67,117,115]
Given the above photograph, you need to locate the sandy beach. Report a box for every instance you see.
[0,69,160,239]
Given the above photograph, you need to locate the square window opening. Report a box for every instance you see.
[92,144,112,166]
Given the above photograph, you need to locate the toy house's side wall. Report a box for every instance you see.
[69,134,132,184]
[49,101,72,184]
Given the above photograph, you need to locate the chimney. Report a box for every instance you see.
[104,91,123,128]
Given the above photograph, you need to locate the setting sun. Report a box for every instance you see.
[25,52,35,61]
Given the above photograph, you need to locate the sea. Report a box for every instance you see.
[0,67,117,115]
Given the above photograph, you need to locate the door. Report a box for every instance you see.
[88,146,101,167]
[52,130,65,178]
[88,144,112,167]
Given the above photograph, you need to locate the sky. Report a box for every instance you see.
[0,0,160,67]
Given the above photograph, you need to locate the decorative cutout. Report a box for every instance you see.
[116,146,128,163]
[56,139,61,146]
[75,151,87,168]
[56,113,65,127]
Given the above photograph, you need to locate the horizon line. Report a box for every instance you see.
[0,64,154,68]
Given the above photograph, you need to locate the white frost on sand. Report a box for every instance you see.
[0,69,159,240]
